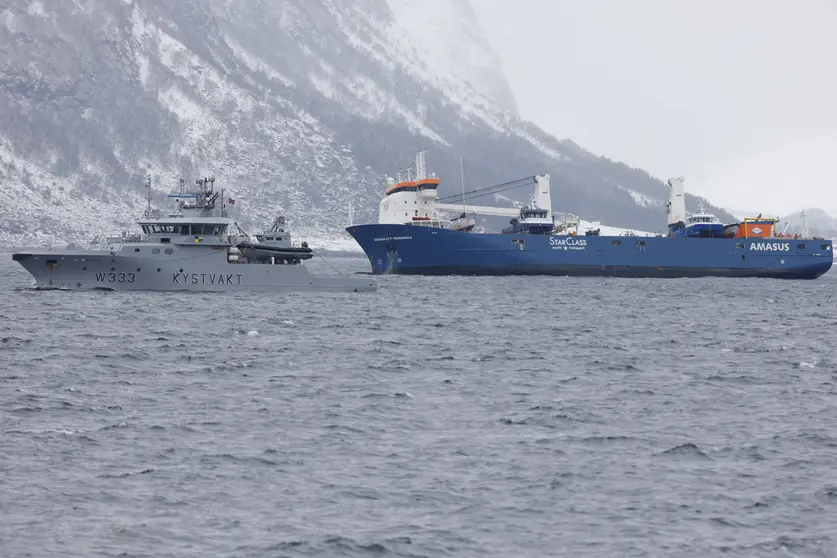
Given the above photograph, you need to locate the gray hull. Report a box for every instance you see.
[12,246,376,293]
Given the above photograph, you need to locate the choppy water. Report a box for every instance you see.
[2,252,837,557]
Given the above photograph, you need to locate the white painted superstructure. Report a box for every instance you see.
[376,152,556,230]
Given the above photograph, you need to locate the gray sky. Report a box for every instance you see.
[473,0,837,216]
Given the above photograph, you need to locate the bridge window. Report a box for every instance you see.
[152,248,160,254]
[797,243,806,249]
[822,244,830,250]
[134,248,140,252]
[736,243,744,248]
[164,248,174,255]
[150,224,178,233]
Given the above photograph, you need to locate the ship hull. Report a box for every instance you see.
[346,224,834,279]
[11,247,376,292]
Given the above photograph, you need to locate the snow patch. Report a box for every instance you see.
[226,38,294,87]
[617,185,664,208]
[157,86,204,122]
[578,220,657,237]
[26,1,45,17]
[136,54,149,86]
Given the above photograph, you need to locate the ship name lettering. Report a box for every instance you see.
[95,271,135,283]
[172,272,242,285]
[373,236,412,242]
[549,236,587,250]
[749,242,790,251]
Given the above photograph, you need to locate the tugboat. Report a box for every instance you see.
[11,175,376,293]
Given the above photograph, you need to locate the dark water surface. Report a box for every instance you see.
[2,253,837,557]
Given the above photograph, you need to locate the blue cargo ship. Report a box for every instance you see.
[347,153,833,279]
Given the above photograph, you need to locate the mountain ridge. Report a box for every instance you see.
[1,0,735,248]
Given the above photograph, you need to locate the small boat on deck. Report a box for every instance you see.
[678,202,725,238]
[236,216,313,264]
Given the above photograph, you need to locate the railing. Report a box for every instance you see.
[87,233,148,250]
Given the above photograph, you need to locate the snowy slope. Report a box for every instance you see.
[385,0,519,115]
[0,0,733,249]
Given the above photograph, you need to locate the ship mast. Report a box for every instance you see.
[459,154,466,212]
[144,174,152,217]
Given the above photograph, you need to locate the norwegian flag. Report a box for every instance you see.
[228,197,236,206]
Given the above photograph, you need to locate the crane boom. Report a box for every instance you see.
[434,203,520,217]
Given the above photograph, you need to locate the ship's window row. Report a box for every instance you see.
[140,224,227,235]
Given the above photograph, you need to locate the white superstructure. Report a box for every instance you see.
[377,152,555,229]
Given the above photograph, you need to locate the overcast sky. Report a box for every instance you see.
[473,0,837,217]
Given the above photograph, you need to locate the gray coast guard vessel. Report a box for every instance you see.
[12,176,376,293]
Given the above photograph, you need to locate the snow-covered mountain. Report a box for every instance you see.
[0,0,735,248]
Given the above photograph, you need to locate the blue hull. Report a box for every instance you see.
[346,224,834,279]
